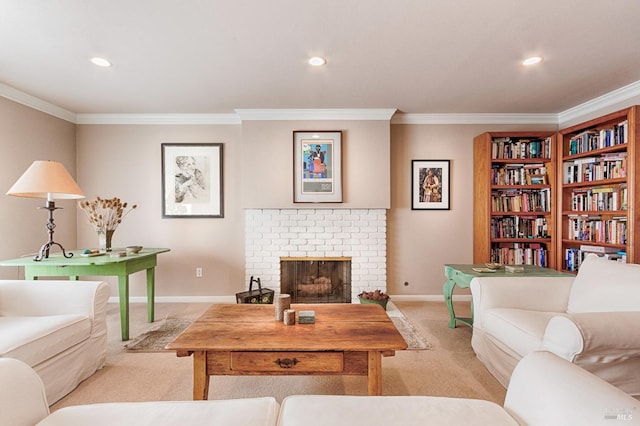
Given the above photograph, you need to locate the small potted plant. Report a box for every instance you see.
[358,289,390,310]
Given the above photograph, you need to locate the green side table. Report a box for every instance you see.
[443,264,572,328]
[0,248,170,340]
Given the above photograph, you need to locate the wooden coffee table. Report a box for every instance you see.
[166,303,407,399]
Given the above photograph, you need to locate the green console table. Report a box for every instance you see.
[0,248,170,341]
[443,264,572,329]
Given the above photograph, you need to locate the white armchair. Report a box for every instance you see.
[470,254,640,396]
[0,280,110,404]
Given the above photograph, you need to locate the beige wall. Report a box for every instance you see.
[241,120,391,208]
[3,95,639,297]
[75,119,391,299]
[388,123,557,296]
[76,120,558,298]
[75,124,244,299]
[0,98,77,279]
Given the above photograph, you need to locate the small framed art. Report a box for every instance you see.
[293,131,343,203]
[411,159,450,210]
[161,143,224,218]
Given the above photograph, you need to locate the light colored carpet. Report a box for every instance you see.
[51,301,506,411]
[123,303,431,352]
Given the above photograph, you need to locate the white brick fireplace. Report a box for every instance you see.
[245,209,387,302]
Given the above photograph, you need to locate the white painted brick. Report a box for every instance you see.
[245,208,386,298]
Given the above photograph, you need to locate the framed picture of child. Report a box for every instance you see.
[411,159,450,210]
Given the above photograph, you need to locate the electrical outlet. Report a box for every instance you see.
[195,267,203,278]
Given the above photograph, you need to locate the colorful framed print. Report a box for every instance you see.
[161,143,224,218]
[293,131,343,203]
[412,159,450,210]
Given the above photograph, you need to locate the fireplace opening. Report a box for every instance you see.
[280,257,351,303]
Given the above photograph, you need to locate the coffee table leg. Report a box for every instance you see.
[367,351,382,396]
[193,351,209,400]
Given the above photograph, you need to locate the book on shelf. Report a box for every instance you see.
[579,244,619,254]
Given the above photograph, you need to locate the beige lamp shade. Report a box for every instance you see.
[6,160,85,200]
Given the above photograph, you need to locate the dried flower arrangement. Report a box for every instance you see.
[78,197,137,232]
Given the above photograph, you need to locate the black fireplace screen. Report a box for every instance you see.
[280,258,351,303]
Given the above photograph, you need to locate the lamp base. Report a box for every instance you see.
[33,200,74,261]
[34,241,73,261]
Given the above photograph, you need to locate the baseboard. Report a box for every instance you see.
[109,294,471,304]
[109,296,236,304]
[389,294,472,302]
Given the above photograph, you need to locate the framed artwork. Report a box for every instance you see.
[161,143,224,218]
[293,131,343,203]
[411,159,450,210]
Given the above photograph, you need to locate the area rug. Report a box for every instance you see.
[124,304,431,352]
[386,302,432,350]
[124,318,192,352]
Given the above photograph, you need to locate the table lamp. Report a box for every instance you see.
[6,160,85,261]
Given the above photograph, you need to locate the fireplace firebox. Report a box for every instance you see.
[280,257,351,303]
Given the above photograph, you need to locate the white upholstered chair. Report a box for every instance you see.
[470,254,640,396]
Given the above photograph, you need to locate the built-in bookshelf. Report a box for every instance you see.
[473,132,557,268]
[556,106,639,272]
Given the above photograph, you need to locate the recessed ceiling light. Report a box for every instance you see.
[308,56,327,66]
[91,57,112,67]
[522,56,543,66]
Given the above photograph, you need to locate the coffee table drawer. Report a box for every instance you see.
[230,351,344,373]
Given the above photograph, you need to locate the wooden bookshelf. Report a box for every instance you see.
[473,132,557,268]
[556,106,639,272]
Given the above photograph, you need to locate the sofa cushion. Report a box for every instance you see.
[505,351,640,425]
[38,398,279,426]
[0,315,90,367]
[568,254,640,313]
[277,395,518,426]
[482,309,558,358]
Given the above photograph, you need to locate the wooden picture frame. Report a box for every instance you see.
[293,131,343,203]
[161,143,224,218]
[412,159,450,210]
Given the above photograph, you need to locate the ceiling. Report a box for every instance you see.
[2,1,640,117]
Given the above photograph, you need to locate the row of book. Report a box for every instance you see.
[490,243,548,267]
[567,216,627,244]
[563,153,627,184]
[569,184,628,212]
[491,164,548,186]
[568,120,628,155]
[564,245,627,271]
[491,188,551,213]
[490,216,548,239]
[491,137,552,160]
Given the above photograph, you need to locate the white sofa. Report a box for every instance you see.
[470,254,640,396]
[0,280,110,404]
[2,352,638,426]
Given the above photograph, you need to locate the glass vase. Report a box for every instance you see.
[98,229,114,252]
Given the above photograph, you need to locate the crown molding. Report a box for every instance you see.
[391,113,558,125]
[557,80,640,127]
[3,80,640,126]
[235,108,397,121]
[75,113,241,125]
[0,82,76,123]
